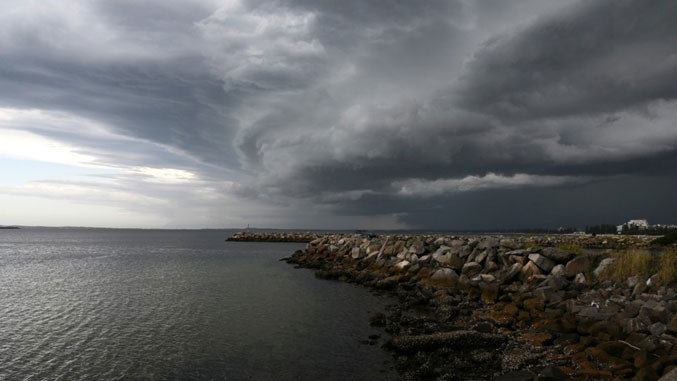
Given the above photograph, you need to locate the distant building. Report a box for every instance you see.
[616,219,649,233]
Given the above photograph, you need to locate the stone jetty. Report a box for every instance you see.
[226,231,320,243]
[277,233,677,380]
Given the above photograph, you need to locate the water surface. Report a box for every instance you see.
[0,228,394,380]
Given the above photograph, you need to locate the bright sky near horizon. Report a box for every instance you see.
[1,0,677,229]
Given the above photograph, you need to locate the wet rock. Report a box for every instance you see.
[536,365,569,381]
[497,370,536,381]
[528,254,556,273]
[388,330,507,354]
[634,366,659,381]
[481,283,500,304]
[370,312,387,327]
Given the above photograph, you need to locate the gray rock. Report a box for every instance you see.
[485,261,499,272]
[622,316,651,334]
[578,307,615,321]
[593,258,616,277]
[528,253,556,273]
[565,255,592,277]
[649,322,667,336]
[432,251,464,270]
[538,275,569,291]
[550,264,566,277]
[574,272,587,285]
[627,275,642,289]
[351,247,362,259]
[475,250,488,264]
[541,247,574,263]
[501,263,523,284]
[505,249,528,256]
[408,263,420,274]
[430,268,459,283]
[408,240,425,255]
[462,262,483,277]
[450,239,465,247]
[477,238,499,250]
[395,260,410,270]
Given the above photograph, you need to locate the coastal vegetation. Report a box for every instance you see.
[653,232,677,246]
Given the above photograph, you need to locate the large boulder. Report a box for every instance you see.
[541,247,574,263]
[430,268,459,283]
[528,253,556,272]
[565,255,592,277]
[432,249,465,270]
[593,258,616,277]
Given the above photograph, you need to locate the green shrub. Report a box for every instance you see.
[652,232,677,246]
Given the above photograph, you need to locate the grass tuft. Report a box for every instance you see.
[599,250,651,281]
[656,250,677,286]
[524,241,542,251]
[599,249,677,286]
[556,243,585,254]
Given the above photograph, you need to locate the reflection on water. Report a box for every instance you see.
[0,228,394,380]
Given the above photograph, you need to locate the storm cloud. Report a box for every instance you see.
[1,0,676,229]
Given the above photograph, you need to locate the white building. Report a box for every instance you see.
[616,219,650,233]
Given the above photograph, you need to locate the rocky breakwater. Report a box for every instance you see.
[285,234,677,380]
[226,231,320,243]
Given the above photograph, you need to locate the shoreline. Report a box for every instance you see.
[237,232,676,380]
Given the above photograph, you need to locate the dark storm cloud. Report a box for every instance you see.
[457,0,677,120]
[236,0,677,202]
[2,0,676,228]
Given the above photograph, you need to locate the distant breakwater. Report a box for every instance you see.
[271,233,676,380]
[226,231,320,243]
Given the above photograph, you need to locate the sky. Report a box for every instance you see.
[1,0,676,229]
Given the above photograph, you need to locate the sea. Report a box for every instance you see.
[0,228,395,380]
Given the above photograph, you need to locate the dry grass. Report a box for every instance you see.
[599,249,677,286]
[524,241,542,251]
[656,250,677,286]
[556,243,585,254]
[600,250,652,281]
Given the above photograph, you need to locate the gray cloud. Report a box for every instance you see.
[1,0,676,228]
